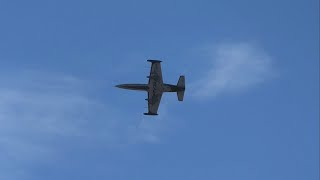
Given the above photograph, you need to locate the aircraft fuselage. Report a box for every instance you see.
[115,83,184,92]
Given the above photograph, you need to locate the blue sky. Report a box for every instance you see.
[0,0,318,180]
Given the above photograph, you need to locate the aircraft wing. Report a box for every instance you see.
[147,60,163,84]
[145,91,163,115]
[144,60,163,115]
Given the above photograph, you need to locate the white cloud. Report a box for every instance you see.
[0,71,138,179]
[0,72,104,165]
[0,62,188,179]
[190,42,274,98]
[127,103,170,144]
[0,70,172,178]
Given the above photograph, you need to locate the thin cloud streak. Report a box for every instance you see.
[0,73,103,164]
[127,103,170,144]
[190,42,274,98]
[0,70,169,176]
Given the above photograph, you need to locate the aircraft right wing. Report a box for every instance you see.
[144,91,163,115]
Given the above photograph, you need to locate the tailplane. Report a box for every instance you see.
[177,76,185,101]
[177,91,185,101]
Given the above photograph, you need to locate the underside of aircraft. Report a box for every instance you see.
[115,60,185,115]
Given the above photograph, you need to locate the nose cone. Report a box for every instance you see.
[115,84,128,89]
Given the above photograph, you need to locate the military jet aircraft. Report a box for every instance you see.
[115,60,185,115]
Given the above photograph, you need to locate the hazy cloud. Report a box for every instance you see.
[190,42,274,98]
[0,72,106,163]
[0,70,170,177]
[127,103,170,144]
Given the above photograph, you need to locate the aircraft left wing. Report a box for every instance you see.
[144,60,163,115]
[147,60,163,84]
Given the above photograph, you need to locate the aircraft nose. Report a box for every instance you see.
[115,84,125,88]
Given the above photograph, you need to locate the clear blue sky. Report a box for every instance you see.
[0,0,318,180]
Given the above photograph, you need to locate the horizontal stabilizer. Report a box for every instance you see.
[177,75,185,101]
[177,75,185,89]
[177,90,184,101]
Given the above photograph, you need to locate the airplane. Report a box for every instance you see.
[115,60,185,115]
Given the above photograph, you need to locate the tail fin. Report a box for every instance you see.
[177,76,185,101]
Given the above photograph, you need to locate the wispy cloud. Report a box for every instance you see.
[0,70,170,178]
[127,103,170,144]
[0,72,104,163]
[190,42,274,98]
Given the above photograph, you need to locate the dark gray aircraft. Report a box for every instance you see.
[115,60,185,115]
